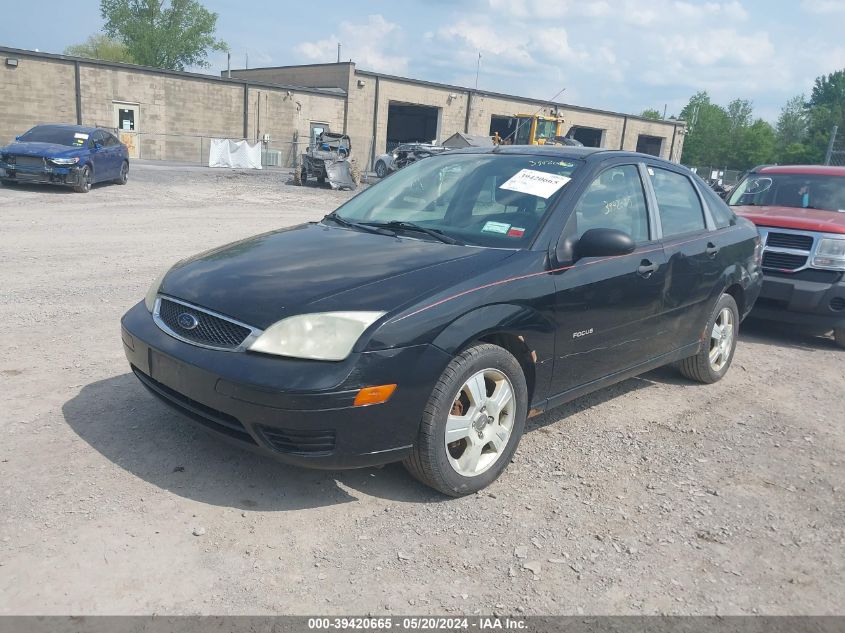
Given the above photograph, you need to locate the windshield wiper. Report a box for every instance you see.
[363,221,463,245]
[323,212,396,237]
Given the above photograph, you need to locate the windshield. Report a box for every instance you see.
[330,153,580,248]
[535,119,558,142]
[18,126,90,147]
[728,172,845,212]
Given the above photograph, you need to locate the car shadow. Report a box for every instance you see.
[62,374,443,511]
[0,181,115,194]
[740,317,839,352]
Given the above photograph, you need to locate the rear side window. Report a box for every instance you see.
[648,167,707,237]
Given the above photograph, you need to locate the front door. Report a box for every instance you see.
[114,103,140,158]
[549,163,668,396]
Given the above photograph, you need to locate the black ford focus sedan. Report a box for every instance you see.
[121,146,762,496]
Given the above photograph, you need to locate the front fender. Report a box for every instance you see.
[430,303,557,405]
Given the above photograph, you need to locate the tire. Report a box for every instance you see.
[317,175,326,185]
[115,161,129,185]
[677,293,739,384]
[403,343,528,496]
[73,165,92,193]
[350,161,361,186]
[375,160,387,178]
[299,166,308,185]
[292,165,302,185]
[0,179,15,186]
[834,328,845,349]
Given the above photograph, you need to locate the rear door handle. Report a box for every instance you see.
[706,242,719,257]
[638,260,658,277]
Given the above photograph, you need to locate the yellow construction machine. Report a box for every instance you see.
[493,114,565,145]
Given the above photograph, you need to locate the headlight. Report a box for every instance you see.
[49,157,80,165]
[248,311,385,361]
[144,267,170,312]
[813,237,845,270]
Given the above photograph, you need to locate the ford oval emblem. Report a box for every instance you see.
[177,312,199,330]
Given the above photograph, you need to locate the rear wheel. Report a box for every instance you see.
[0,179,15,186]
[317,175,326,185]
[677,293,739,383]
[834,328,845,349]
[115,160,129,185]
[299,166,308,185]
[403,343,527,496]
[73,165,92,193]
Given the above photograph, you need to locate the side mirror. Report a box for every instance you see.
[15,136,21,141]
[93,141,103,150]
[574,228,636,259]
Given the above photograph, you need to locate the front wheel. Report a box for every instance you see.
[375,160,387,178]
[403,343,528,496]
[834,328,845,349]
[677,293,739,383]
[74,165,92,193]
[115,161,129,185]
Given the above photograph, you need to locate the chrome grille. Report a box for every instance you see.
[766,232,813,250]
[762,252,808,271]
[155,297,255,350]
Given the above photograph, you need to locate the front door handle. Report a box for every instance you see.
[706,242,719,258]
[638,260,658,277]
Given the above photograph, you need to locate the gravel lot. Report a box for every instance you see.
[0,163,842,616]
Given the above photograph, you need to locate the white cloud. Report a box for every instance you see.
[294,15,409,74]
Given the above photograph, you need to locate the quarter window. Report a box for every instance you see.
[573,165,650,242]
[648,167,707,237]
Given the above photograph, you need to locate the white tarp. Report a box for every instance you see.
[208,139,263,169]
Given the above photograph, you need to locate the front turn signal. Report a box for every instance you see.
[353,384,397,407]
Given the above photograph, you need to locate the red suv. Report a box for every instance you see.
[728,165,845,347]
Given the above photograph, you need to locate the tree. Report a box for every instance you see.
[639,108,662,120]
[680,91,731,166]
[776,95,808,145]
[100,0,228,70]
[726,98,753,131]
[65,34,135,63]
[804,70,845,163]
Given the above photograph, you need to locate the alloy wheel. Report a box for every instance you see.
[444,368,515,477]
[709,307,734,371]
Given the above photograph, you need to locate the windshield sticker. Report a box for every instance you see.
[71,139,85,146]
[499,169,571,199]
[527,159,575,168]
[74,133,89,140]
[507,227,525,238]
[482,221,511,234]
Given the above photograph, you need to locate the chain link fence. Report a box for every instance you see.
[825,125,844,166]
[686,165,744,187]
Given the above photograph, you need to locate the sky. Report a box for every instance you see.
[2,0,845,122]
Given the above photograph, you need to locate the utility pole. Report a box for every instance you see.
[337,43,342,63]
[245,52,249,69]
[825,125,838,166]
[227,52,231,78]
[475,52,481,90]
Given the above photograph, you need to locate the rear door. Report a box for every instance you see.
[644,164,722,347]
[549,161,669,395]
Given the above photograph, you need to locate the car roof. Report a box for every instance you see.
[30,123,102,135]
[756,165,845,177]
[444,145,680,166]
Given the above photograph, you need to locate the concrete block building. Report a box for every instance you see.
[0,45,685,168]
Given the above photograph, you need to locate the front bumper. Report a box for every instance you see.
[751,269,845,330]
[121,301,452,469]
[0,161,82,186]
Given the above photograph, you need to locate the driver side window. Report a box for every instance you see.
[574,165,650,242]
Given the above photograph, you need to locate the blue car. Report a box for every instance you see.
[0,124,130,193]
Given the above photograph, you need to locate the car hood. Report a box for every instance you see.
[2,142,85,158]
[733,205,845,234]
[160,222,515,329]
